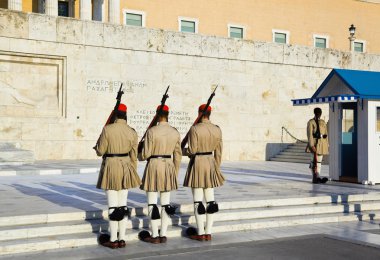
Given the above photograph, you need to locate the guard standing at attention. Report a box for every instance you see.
[139,104,182,244]
[183,104,224,241]
[306,107,329,184]
[95,103,141,249]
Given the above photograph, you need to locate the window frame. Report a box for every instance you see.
[272,29,290,44]
[123,9,146,27]
[313,34,329,49]
[228,24,246,39]
[353,40,366,53]
[178,16,199,33]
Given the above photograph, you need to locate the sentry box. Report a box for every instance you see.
[293,69,380,185]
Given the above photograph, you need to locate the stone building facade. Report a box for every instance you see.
[1,0,380,53]
[0,8,380,161]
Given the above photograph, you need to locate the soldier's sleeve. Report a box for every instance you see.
[214,126,223,167]
[95,127,108,156]
[141,129,153,161]
[307,120,315,148]
[130,130,138,170]
[187,126,198,155]
[173,131,182,175]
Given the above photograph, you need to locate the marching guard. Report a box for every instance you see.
[138,104,182,244]
[95,103,141,249]
[183,104,225,241]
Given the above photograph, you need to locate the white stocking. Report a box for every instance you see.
[204,188,215,235]
[160,191,171,237]
[106,190,119,242]
[192,188,205,235]
[117,189,128,241]
[147,191,159,237]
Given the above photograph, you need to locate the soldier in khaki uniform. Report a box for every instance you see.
[306,107,329,184]
[139,105,182,244]
[183,104,224,241]
[95,104,141,249]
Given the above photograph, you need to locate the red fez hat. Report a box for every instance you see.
[156,105,169,112]
[198,104,212,112]
[118,103,127,112]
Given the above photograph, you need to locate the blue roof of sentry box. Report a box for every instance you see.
[312,69,380,99]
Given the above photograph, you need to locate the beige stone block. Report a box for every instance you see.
[237,40,255,61]
[125,26,149,51]
[175,55,193,69]
[253,41,269,62]
[34,141,65,160]
[193,56,228,71]
[145,28,165,53]
[0,10,29,39]
[218,37,242,59]
[163,31,202,56]
[21,123,49,141]
[84,21,104,46]
[312,48,328,67]
[352,52,372,70]
[57,17,84,45]
[29,14,56,41]
[8,38,36,53]
[229,60,246,72]
[295,45,313,66]
[0,121,22,140]
[267,43,284,63]
[103,23,127,49]
[326,49,344,68]
[201,35,220,58]
[0,37,10,51]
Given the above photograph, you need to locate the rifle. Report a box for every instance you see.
[138,85,170,153]
[93,83,124,149]
[105,83,124,126]
[181,85,218,149]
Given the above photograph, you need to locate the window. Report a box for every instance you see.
[57,0,74,17]
[178,17,198,33]
[313,35,329,49]
[272,30,289,44]
[354,41,365,53]
[228,25,244,39]
[123,9,146,27]
[58,1,69,17]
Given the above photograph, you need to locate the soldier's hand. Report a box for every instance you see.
[311,146,317,153]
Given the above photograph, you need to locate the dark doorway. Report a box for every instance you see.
[340,102,358,183]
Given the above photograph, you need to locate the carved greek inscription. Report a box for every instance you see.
[129,110,193,136]
[86,79,147,93]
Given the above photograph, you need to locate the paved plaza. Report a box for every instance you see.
[0,160,380,259]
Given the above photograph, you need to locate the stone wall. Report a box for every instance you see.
[1,9,380,161]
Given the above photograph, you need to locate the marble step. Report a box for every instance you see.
[280,151,310,156]
[270,157,310,163]
[0,210,378,256]
[2,200,380,242]
[273,154,311,159]
[2,193,380,228]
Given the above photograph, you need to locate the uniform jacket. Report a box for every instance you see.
[183,119,224,188]
[306,118,329,155]
[95,119,141,190]
[140,121,182,191]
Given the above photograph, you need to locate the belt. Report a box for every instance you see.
[149,155,171,159]
[103,153,129,158]
[195,152,213,156]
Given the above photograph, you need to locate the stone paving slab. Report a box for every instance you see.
[0,160,379,219]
